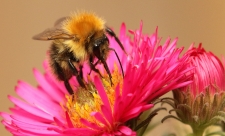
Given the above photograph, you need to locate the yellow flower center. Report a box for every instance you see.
[62,65,123,128]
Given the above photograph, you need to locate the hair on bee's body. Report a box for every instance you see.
[62,12,106,62]
[33,11,126,95]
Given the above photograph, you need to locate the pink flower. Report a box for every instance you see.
[170,44,225,136]
[1,22,192,136]
[183,44,225,96]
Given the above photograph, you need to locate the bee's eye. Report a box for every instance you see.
[93,44,101,58]
[93,36,108,58]
[97,39,105,46]
[95,36,108,46]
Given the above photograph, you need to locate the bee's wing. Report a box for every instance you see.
[33,28,74,40]
[54,17,68,27]
[33,16,74,41]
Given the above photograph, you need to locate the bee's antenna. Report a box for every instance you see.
[108,48,125,78]
[106,27,128,55]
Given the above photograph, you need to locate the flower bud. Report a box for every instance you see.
[172,44,225,135]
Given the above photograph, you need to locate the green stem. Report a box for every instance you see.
[192,127,204,136]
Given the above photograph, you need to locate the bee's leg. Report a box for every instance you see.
[88,56,94,75]
[79,65,83,79]
[54,61,74,95]
[89,59,103,77]
[105,27,127,55]
[68,59,86,88]
[64,80,74,95]
[100,57,113,86]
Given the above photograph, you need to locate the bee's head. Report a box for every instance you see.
[92,34,125,84]
[93,35,109,60]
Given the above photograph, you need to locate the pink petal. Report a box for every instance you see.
[91,112,109,127]
[118,125,133,135]
[8,96,53,121]
[80,118,102,130]
[33,68,64,101]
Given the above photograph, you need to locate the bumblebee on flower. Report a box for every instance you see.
[1,12,193,136]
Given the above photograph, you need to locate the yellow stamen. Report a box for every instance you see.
[62,64,123,128]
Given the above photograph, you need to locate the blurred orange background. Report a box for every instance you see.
[1,1,225,135]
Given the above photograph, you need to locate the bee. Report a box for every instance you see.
[33,11,126,95]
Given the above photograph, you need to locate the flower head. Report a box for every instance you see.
[1,22,192,135]
[184,44,225,96]
[171,44,225,135]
